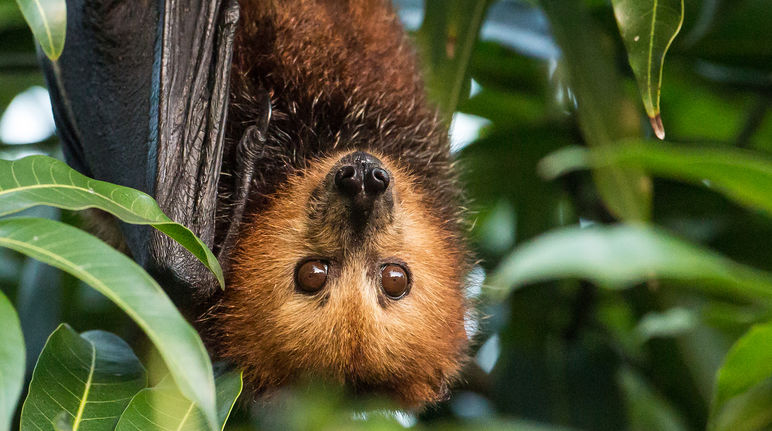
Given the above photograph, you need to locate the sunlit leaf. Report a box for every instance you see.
[635,308,697,341]
[540,143,772,219]
[20,325,146,430]
[486,224,772,303]
[612,0,684,139]
[709,322,772,430]
[0,218,217,428]
[116,371,243,431]
[14,0,66,60]
[0,289,24,431]
[0,156,223,288]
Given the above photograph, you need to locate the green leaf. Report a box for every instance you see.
[709,322,772,430]
[540,143,772,219]
[14,0,66,60]
[116,371,243,431]
[618,367,688,431]
[539,0,651,222]
[416,0,490,119]
[20,324,146,431]
[709,378,772,431]
[0,289,24,431]
[612,0,684,139]
[0,218,218,428]
[486,224,772,303]
[0,156,223,288]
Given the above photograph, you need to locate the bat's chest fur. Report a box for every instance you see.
[205,0,471,407]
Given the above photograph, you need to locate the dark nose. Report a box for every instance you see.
[334,157,390,198]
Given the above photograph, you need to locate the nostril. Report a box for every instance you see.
[365,167,390,195]
[335,165,362,196]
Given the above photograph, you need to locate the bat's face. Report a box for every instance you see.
[211,150,469,407]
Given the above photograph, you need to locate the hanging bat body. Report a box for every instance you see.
[43,0,470,406]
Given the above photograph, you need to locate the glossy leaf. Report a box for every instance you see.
[14,0,66,60]
[20,325,146,430]
[0,156,223,288]
[709,322,772,430]
[612,0,684,139]
[0,218,217,428]
[0,289,24,431]
[486,224,772,303]
[540,143,772,219]
[116,371,243,431]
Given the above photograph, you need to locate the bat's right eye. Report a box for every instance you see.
[295,260,329,293]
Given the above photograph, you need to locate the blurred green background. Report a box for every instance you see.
[2,0,772,430]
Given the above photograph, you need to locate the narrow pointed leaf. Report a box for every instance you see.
[20,325,146,431]
[0,218,217,428]
[0,290,24,431]
[416,0,490,119]
[14,0,66,60]
[612,0,684,139]
[0,156,223,288]
[540,0,651,221]
[486,225,772,303]
[540,143,772,219]
[116,371,243,431]
[709,322,772,430]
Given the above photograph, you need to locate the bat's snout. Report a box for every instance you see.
[332,151,392,214]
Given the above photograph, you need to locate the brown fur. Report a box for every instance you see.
[221,0,461,228]
[211,151,468,406]
[206,0,471,407]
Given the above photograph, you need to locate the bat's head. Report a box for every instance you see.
[210,150,469,407]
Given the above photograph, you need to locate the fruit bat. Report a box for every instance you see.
[41,0,471,407]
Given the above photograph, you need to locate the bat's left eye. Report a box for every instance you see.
[380,264,410,299]
[296,260,329,293]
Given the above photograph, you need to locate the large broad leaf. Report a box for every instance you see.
[116,371,243,431]
[0,156,223,288]
[20,325,146,430]
[708,322,772,431]
[14,0,66,60]
[0,290,24,431]
[539,0,651,222]
[0,218,218,428]
[612,0,684,139]
[540,143,772,219]
[486,224,772,303]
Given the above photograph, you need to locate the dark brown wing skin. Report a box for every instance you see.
[41,0,239,304]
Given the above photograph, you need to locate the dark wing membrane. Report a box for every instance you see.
[153,0,239,297]
[41,0,239,300]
